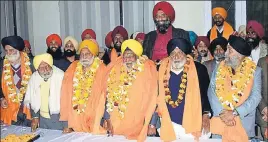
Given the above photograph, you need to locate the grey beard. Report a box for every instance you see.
[214,53,225,61]
[40,70,53,81]
[225,56,240,69]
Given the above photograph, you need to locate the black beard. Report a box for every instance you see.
[154,19,171,34]
[114,44,121,53]
[64,49,76,57]
[214,20,224,27]
[47,48,63,59]
[246,37,260,49]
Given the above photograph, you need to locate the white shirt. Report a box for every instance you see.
[251,46,261,64]
[217,25,224,33]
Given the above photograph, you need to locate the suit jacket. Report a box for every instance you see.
[143,26,190,59]
[203,59,217,79]
[208,64,262,137]
[256,57,268,128]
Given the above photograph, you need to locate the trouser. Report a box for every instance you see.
[11,112,31,127]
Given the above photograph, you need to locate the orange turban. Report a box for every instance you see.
[46,34,62,48]
[78,39,99,56]
[212,7,227,19]
[81,29,96,40]
[24,40,31,50]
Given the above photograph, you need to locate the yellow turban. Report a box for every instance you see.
[121,39,143,56]
[33,53,53,69]
[64,36,79,51]
[78,39,99,56]
[212,7,227,19]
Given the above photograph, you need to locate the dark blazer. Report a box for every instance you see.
[143,26,190,59]
[0,57,35,99]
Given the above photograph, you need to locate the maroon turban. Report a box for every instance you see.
[111,26,128,40]
[81,29,96,40]
[105,31,113,48]
[135,33,145,41]
[246,20,264,38]
[153,1,175,23]
[195,36,210,48]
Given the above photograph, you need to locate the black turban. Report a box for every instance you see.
[167,38,192,55]
[228,35,251,56]
[1,35,25,51]
[209,37,228,56]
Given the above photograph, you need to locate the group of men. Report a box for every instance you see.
[0,1,267,142]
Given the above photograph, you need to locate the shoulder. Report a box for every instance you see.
[257,57,266,65]
[53,65,64,75]
[254,66,262,76]
[173,27,188,33]
[145,30,157,37]
[194,61,207,71]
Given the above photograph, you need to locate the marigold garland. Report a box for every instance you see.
[106,57,146,119]
[3,52,32,103]
[72,58,100,114]
[215,57,256,110]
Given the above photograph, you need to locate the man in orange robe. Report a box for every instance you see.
[93,39,158,141]
[60,39,106,133]
[0,36,34,126]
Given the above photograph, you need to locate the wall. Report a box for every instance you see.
[27,1,61,55]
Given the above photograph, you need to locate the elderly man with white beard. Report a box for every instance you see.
[153,38,211,141]
[0,36,35,126]
[24,53,67,131]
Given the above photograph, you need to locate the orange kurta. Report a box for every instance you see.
[60,60,107,132]
[210,61,253,142]
[157,56,202,141]
[210,21,234,41]
[1,52,31,125]
[93,56,158,142]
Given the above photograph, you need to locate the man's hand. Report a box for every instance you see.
[220,110,236,126]
[103,119,114,136]
[147,125,156,136]
[262,114,268,122]
[1,98,8,109]
[31,118,39,132]
[63,128,74,133]
[261,107,267,116]
[202,114,210,134]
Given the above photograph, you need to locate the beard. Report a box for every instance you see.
[64,49,76,57]
[198,50,208,57]
[225,53,241,69]
[246,37,260,49]
[47,47,63,59]
[214,53,225,61]
[171,58,186,71]
[154,19,171,34]
[6,51,20,63]
[123,61,136,70]
[214,20,224,27]
[114,42,122,52]
[80,57,94,67]
[39,70,53,81]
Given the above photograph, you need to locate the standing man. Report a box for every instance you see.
[204,37,228,78]
[60,39,106,133]
[23,40,34,59]
[143,1,190,68]
[94,39,158,141]
[256,49,268,141]
[46,34,63,60]
[0,36,34,126]
[24,53,67,131]
[194,36,213,63]
[246,20,266,64]
[81,29,96,41]
[102,26,128,65]
[208,35,262,141]
[155,38,211,141]
[207,7,234,42]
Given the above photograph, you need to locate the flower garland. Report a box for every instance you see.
[215,57,256,110]
[72,58,101,114]
[163,58,189,108]
[3,52,32,103]
[106,57,145,119]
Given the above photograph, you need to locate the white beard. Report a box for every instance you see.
[171,58,186,71]
[80,57,94,67]
[6,51,20,63]
[39,70,53,81]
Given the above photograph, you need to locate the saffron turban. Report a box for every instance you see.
[81,29,96,40]
[121,39,143,56]
[105,31,113,48]
[247,20,265,38]
[135,33,145,41]
[24,40,31,50]
[64,36,79,51]
[78,39,99,56]
[228,35,251,56]
[46,34,62,47]
[167,38,192,55]
[212,7,227,19]
[153,1,175,23]
[111,26,128,41]
[33,53,53,69]
[1,36,25,51]
[195,36,210,48]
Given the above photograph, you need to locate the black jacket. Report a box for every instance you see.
[143,26,190,59]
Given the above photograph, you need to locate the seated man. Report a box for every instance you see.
[24,53,67,131]
[156,38,211,141]
[208,35,262,141]
[93,39,158,141]
[60,39,106,133]
[203,37,228,78]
